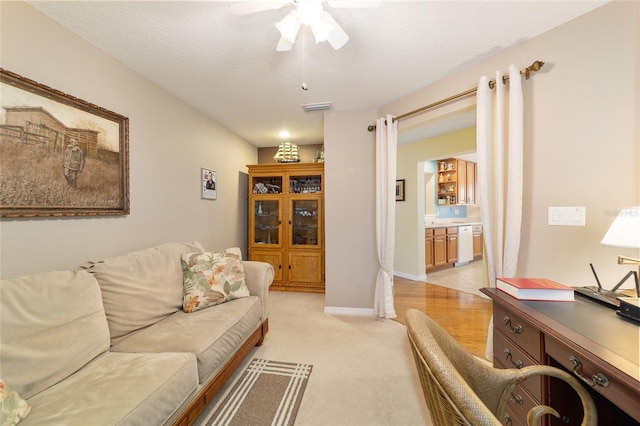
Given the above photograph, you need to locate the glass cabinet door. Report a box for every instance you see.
[289,198,320,248]
[289,173,322,194]
[251,199,281,246]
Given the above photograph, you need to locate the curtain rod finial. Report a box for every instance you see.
[524,60,545,79]
[530,60,545,71]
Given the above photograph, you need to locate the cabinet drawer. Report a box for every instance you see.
[433,227,446,236]
[425,228,434,237]
[493,303,542,362]
[504,383,540,425]
[446,226,458,234]
[494,330,542,400]
[501,403,526,426]
[545,335,640,422]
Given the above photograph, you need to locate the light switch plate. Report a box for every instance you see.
[548,206,586,226]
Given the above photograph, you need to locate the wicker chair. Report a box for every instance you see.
[405,309,597,426]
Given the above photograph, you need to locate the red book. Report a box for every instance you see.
[496,277,575,301]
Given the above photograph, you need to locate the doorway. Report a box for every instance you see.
[421,153,483,296]
[393,105,485,294]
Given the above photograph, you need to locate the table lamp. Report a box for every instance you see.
[601,206,640,296]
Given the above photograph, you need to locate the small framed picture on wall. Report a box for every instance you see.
[202,168,216,200]
[396,179,405,201]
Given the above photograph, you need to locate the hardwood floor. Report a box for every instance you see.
[392,275,493,359]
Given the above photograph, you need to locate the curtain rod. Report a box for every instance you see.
[367,60,545,132]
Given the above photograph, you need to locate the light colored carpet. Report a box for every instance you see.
[196,291,432,426]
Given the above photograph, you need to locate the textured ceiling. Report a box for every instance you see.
[27,0,609,147]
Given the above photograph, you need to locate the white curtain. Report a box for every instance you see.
[476,65,524,358]
[374,114,397,319]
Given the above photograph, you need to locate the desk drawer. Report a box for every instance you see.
[493,303,542,362]
[499,382,538,426]
[494,330,542,400]
[501,403,526,426]
[545,335,640,423]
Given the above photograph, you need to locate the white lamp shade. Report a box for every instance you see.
[600,206,640,249]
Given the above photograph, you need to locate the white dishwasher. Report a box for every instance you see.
[455,225,473,266]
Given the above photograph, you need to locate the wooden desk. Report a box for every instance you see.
[481,288,640,426]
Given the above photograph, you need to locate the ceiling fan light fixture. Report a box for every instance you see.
[296,0,324,26]
[310,12,334,43]
[320,12,348,49]
[272,0,349,51]
[275,10,302,44]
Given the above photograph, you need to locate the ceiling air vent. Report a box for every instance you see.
[302,102,333,112]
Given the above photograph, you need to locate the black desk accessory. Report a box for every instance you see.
[617,298,640,324]
[574,263,640,309]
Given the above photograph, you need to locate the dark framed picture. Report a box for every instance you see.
[0,68,129,218]
[202,167,217,200]
[396,179,405,201]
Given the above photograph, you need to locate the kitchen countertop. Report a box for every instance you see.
[425,221,482,228]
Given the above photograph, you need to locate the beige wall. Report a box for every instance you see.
[324,109,378,312]
[0,2,257,278]
[257,144,323,164]
[2,1,638,309]
[386,0,639,288]
[323,1,638,310]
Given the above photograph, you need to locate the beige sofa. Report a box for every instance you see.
[0,242,274,426]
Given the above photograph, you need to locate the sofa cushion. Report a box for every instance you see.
[0,270,110,400]
[181,247,250,313]
[111,296,262,383]
[82,241,205,345]
[22,352,198,426]
[0,379,31,425]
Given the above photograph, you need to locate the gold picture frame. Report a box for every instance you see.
[0,68,129,218]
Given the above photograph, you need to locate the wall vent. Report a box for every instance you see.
[302,102,333,112]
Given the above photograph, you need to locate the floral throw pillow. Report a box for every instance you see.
[0,379,30,426]
[181,247,250,313]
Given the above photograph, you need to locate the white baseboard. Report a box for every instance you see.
[393,271,426,281]
[324,306,375,317]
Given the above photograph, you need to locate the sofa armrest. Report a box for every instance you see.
[242,261,274,319]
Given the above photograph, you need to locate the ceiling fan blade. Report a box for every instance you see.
[326,1,381,8]
[228,1,291,16]
[322,13,349,49]
[276,37,295,51]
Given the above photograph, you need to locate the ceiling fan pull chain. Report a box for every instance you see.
[301,25,308,91]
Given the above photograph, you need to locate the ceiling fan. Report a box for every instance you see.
[229,0,381,51]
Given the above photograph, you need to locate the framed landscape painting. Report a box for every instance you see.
[0,68,129,218]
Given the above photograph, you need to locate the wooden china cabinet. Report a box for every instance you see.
[247,163,324,293]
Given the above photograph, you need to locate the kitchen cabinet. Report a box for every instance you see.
[433,228,447,267]
[445,227,458,264]
[248,163,324,293]
[457,160,467,206]
[436,158,478,205]
[472,224,483,259]
[425,229,434,270]
[425,226,459,271]
[466,161,476,204]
